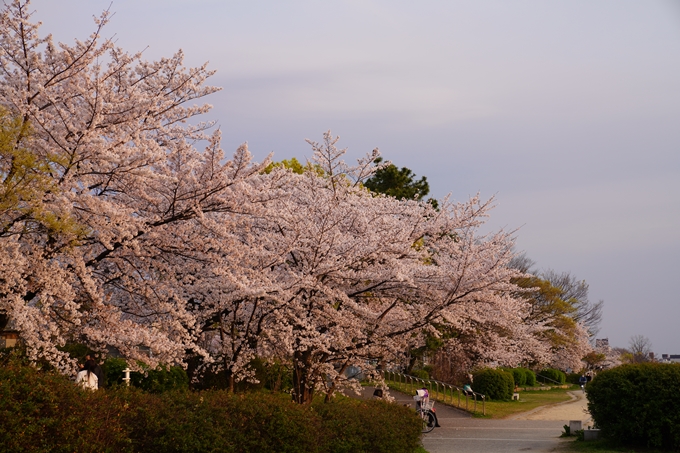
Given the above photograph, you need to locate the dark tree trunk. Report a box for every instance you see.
[292,350,314,404]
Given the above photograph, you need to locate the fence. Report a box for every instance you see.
[383,370,485,415]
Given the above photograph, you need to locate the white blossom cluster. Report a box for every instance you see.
[0,1,591,401]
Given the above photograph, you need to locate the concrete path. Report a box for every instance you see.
[360,387,590,453]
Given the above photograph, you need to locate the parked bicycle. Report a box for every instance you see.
[414,388,439,433]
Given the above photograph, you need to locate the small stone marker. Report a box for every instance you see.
[569,420,582,432]
[512,392,520,400]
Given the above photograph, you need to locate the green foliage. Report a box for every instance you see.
[512,275,582,354]
[561,424,572,437]
[0,355,422,453]
[364,157,436,207]
[104,358,188,393]
[0,107,84,241]
[0,352,131,453]
[508,368,527,387]
[566,372,582,385]
[262,157,324,176]
[523,368,537,386]
[473,368,514,400]
[411,369,430,380]
[586,363,680,450]
[313,397,422,453]
[538,368,566,384]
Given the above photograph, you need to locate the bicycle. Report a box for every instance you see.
[414,389,439,433]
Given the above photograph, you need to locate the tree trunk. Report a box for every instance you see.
[292,350,314,404]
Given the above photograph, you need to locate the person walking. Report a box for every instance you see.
[76,360,99,390]
[85,355,104,388]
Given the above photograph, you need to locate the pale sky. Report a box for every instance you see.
[28,0,680,355]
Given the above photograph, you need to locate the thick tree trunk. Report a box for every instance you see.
[292,350,314,404]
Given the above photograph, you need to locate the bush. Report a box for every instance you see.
[506,367,536,387]
[0,352,132,453]
[411,369,429,380]
[523,368,537,386]
[104,358,189,393]
[313,397,422,453]
[538,368,566,384]
[473,368,514,400]
[0,354,422,452]
[566,372,582,385]
[587,363,680,450]
[509,368,525,386]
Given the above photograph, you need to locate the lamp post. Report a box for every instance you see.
[123,367,131,386]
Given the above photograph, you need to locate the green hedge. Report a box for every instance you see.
[538,368,566,384]
[506,367,535,387]
[566,372,582,385]
[104,358,189,393]
[0,354,421,453]
[473,368,514,400]
[509,368,525,386]
[587,363,680,450]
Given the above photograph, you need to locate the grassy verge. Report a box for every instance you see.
[480,387,576,418]
[385,379,575,419]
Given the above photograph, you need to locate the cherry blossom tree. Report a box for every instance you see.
[194,132,550,404]
[1,1,561,401]
[0,0,269,371]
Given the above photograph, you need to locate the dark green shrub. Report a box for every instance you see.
[523,368,537,386]
[0,352,132,453]
[473,368,514,400]
[510,368,526,386]
[566,372,582,385]
[411,369,429,380]
[538,368,566,384]
[0,354,422,453]
[587,363,680,450]
[187,357,293,392]
[124,390,324,453]
[104,358,189,393]
[313,397,422,453]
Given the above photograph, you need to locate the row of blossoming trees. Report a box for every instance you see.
[0,1,591,403]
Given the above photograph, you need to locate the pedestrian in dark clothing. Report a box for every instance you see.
[85,355,104,388]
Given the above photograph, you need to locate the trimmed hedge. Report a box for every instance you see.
[538,368,566,384]
[0,355,422,453]
[509,368,525,386]
[473,368,514,400]
[522,368,537,386]
[506,367,536,387]
[587,363,680,450]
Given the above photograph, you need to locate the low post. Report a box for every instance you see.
[123,367,131,387]
[569,420,582,432]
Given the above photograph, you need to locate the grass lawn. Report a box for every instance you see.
[479,387,576,418]
[385,379,576,419]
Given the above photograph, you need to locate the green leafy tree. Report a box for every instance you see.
[364,157,436,207]
[0,107,83,240]
[262,157,323,176]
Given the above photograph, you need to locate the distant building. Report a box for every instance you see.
[661,354,680,363]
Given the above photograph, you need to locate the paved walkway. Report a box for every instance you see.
[361,387,590,453]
